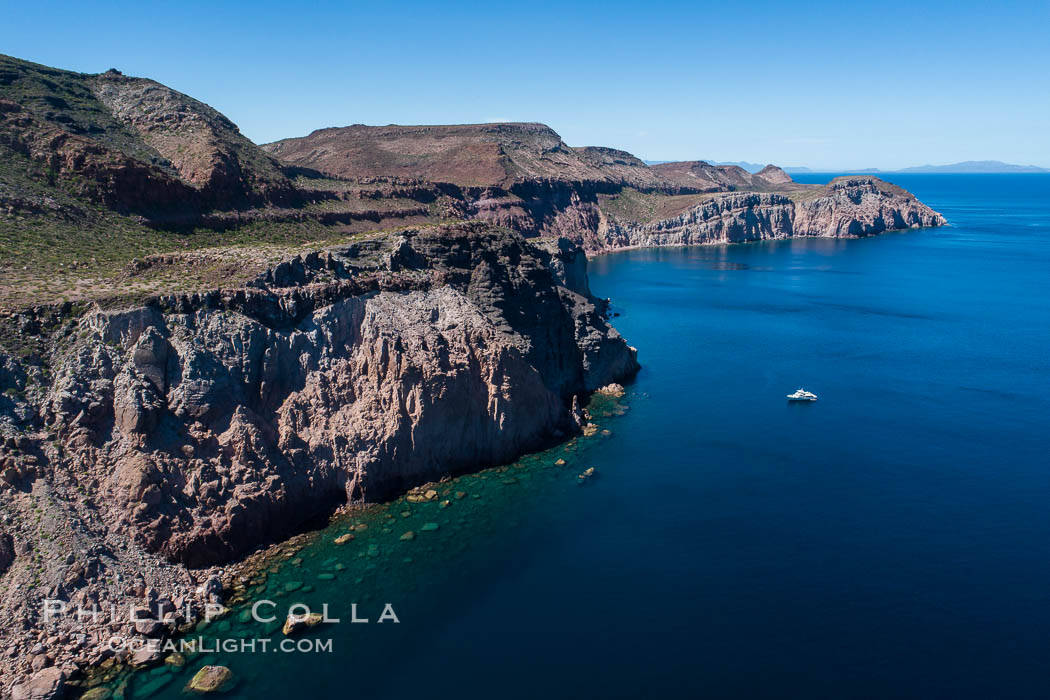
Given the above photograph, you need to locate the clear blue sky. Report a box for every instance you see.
[3,0,1048,169]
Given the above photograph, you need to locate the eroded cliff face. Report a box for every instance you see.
[597,193,796,250]
[792,177,946,236]
[588,177,946,253]
[0,222,637,689]
[5,224,636,571]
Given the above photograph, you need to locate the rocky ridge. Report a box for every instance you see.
[0,54,295,217]
[262,123,667,191]
[650,160,795,192]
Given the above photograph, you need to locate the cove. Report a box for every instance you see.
[90,174,1050,700]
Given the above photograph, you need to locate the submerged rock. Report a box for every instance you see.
[185,665,234,694]
[282,613,323,636]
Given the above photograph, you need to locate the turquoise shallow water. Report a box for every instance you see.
[97,174,1050,699]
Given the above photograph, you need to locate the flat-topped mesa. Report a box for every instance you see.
[262,122,667,190]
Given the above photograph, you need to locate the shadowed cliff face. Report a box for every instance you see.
[9,224,636,568]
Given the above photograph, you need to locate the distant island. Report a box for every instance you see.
[648,160,1049,174]
[784,161,1049,174]
[894,161,1050,173]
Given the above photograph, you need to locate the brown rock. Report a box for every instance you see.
[185,665,234,694]
[282,612,322,636]
[10,666,66,700]
[131,644,164,667]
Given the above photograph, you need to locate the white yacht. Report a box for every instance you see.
[787,388,818,401]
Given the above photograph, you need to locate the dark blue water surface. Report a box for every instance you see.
[121,175,1050,700]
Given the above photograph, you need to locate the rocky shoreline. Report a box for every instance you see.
[0,194,951,695]
[0,52,950,697]
[0,223,639,697]
[583,178,947,254]
[0,190,950,695]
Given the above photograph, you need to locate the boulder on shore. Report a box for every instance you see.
[10,667,66,700]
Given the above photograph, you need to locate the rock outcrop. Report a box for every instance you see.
[0,222,637,692]
[185,665,234,693]
[754,164,793,186]
[589,177,946,253]
[792,177,946,236]
[10,667,66,700]
[649,160,796,192]
[596,192,796,250]
[14,223,636,569]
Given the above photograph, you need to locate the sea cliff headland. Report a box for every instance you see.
[0,52,945,696]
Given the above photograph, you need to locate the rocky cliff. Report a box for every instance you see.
[0,223,637,690]
[589,177,946,252]
[4,223,635,562]
[261,126,946,254]
[0,52,950,695]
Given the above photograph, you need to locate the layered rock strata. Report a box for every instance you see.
[590,177,947,252]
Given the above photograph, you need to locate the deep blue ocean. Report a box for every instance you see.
[117,174,1050,700]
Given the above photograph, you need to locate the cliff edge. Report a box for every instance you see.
[0,223,637,689]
